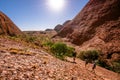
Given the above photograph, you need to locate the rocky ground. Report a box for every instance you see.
[0,37,119,80]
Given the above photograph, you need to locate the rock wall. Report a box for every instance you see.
[0,11,22,36]
[57,0,120,60]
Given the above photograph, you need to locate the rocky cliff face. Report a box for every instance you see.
[57,0,120,61]
[0,11,22,36]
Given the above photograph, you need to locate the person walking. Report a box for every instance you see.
[73,49,77,63]
[85,59,89,67]
[92,60,97,71]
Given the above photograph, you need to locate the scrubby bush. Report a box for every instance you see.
[25,36,36,43]
[78,51,86,60]
[50,42,67,59]
[98,59,120,73]
[17,34,37,43]
[97,59,109,68]
[43,41,54,47]
[78,49,99,61]
[65,46,75,57]
[50,42,75,60]
[112,61,120,73]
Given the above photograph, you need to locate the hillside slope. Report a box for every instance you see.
[0,11,22,36]
[57,0,120,63]
[0,37,119,80]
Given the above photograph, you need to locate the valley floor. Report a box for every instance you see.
[0,37,119,80]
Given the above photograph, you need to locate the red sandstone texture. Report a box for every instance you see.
[54,20,71,32]
[0,11,22,36]
[57,0,120,59]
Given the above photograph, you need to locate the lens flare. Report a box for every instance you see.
[48,0,65,11]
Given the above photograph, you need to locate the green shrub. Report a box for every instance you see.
[65,46,75,57]
[78,51,86,60]
[97,59,109,68]
[50,42,67,55]
[50,42,75,60]
[112,61,120,73]
[97,60,120,73]
[78,49,99,61]
[43,41,54,47]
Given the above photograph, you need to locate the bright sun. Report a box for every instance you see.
[48,0,65,11]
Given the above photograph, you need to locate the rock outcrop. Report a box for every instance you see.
[0,11,22,36]
[54,20,71,32]
[54,24,63,32]
[57,0,120,63]
[45,29,54,31]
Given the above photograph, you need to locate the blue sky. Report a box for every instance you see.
[0,0,89,31]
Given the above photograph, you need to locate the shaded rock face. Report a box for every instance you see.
[45,29,54,31]
[54,20,71,32]
[57,0,120,59]
[0,11,22,36]
[54,24,63,32]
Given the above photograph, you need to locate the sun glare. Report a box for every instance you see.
[48,0,65,12]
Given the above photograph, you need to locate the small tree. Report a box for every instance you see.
[50,42,67,60]
[50,42,75,60]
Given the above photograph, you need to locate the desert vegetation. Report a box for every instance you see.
[1,30,119,74]
[0,32,119,80]
[97,56,120,73]
[0,0,120,79]
[50,42,75,60]
[78,49,99,61]
[5,33,120,73]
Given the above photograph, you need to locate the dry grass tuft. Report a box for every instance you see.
[9,48,33,55]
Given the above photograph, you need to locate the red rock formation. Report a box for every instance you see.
[54,24,63,32]
[0,11,22,36]
[54,20,71,32]
[57,0,120,60]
